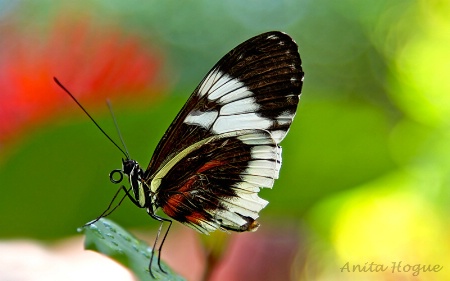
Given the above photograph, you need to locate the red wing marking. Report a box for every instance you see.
[196,160,223,173]
[160,160,224,224]
[162,194,184,217]
[185,211,208,224]
[178,176,196,193]
[170,160,223,195]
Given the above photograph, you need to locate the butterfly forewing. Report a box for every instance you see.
[144,31,303,233]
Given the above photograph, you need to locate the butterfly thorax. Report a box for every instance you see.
[121,159,150,208]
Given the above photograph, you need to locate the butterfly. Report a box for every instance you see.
[55,30,304,277]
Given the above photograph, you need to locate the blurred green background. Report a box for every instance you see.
[1,0,449,280]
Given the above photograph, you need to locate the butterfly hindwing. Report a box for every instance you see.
[144,31,303,234]
[150,130,280,234]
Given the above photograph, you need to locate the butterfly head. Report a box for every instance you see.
[109,159,148,208]
[122,158,138,175]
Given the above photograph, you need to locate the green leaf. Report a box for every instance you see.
[81,218,185,281]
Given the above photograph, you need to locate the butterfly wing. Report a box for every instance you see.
[144,31,303,233]
[151,130,281,234]
[145,31,303,178]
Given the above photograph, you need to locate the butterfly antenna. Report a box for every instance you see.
[107,100,131,159]
[53,77,129,158]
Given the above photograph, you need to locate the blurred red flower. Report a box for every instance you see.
[0,20,164,146]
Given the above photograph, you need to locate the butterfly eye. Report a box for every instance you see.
[109,169,124,184]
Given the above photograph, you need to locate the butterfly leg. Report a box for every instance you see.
[147,211,172,277]
[156,216,172,273]
[84,185,131,226]
[120,185,143,207]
